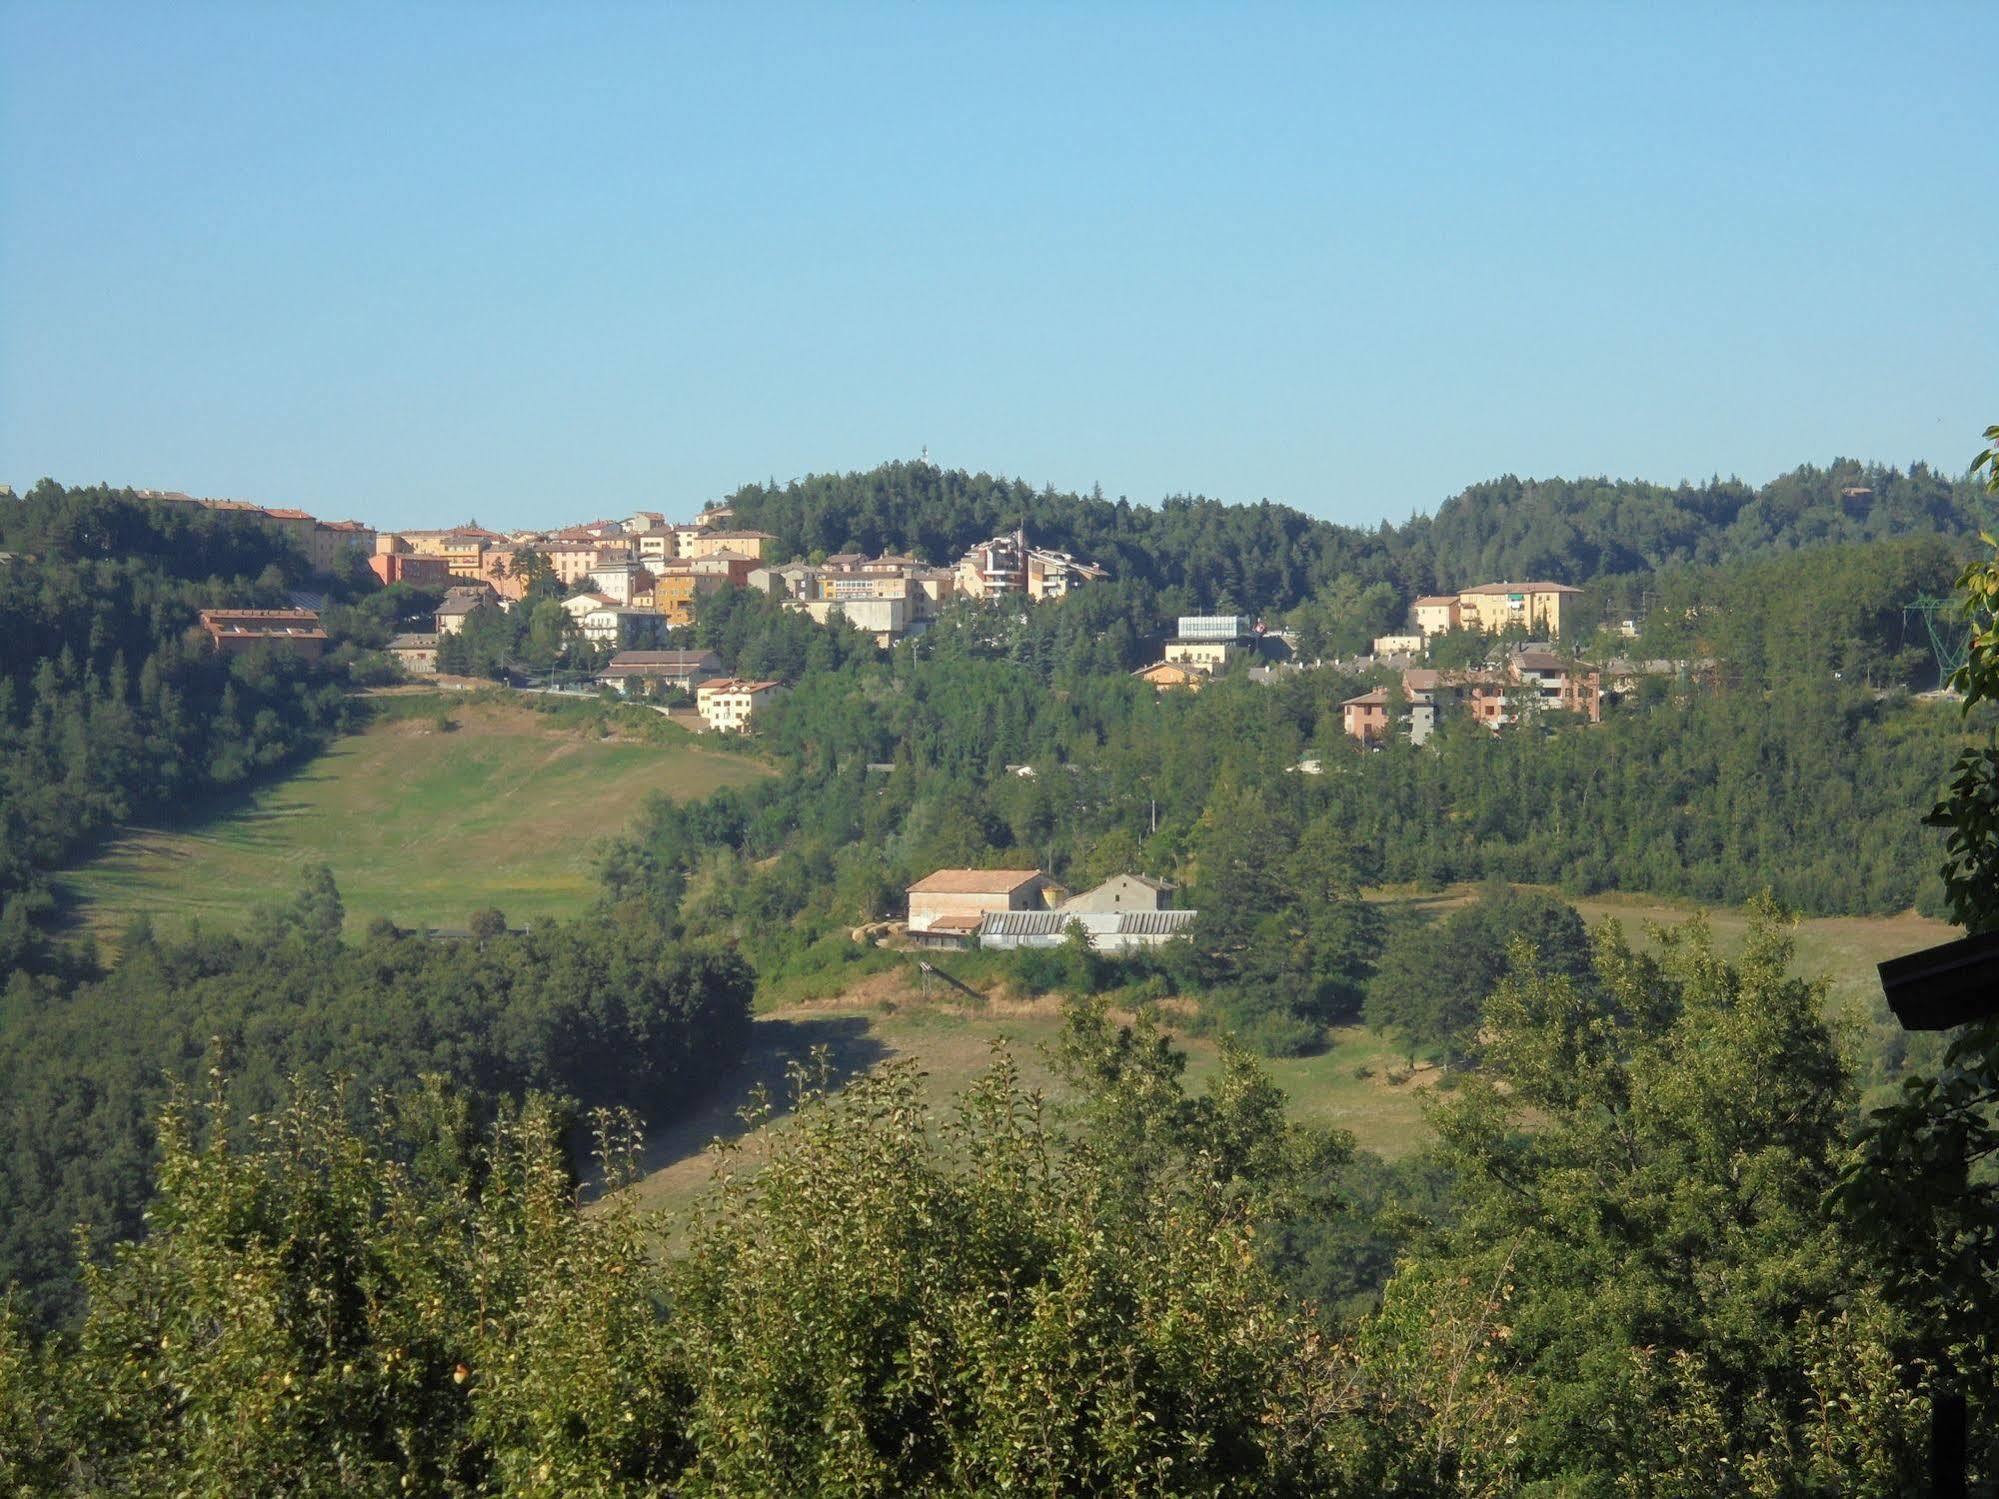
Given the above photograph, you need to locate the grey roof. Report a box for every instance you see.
[603,649,721,669]
[979,911,1073,938]
[978,909,1196,938]
[1116,909,1198,936]
[388,633,439,649]
[436,596,483,616]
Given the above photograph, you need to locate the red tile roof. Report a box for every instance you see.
[908,868,1045,895]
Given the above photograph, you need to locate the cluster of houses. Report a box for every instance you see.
[1341,647,1604,744]
[372,512,1110,656]
[904,868,1196,953]
[165,482,1628,752]
[372,509,777,633]
[741,528,1108,646]
[136,489,377,574]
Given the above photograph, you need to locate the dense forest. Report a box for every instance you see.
[721,455,1989,620]
[0,871,754,1325]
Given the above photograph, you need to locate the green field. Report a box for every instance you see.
[624,889,1953,1221]
[59,695,768,940]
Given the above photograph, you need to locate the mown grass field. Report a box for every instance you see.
[623,888,1952,1222]
[59,695,768,941]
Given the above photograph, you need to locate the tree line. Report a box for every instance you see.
[0,868,754,1326]
[0,482,383,972]
[719,455,1988,622]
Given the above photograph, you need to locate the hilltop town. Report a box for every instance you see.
[144,486,1699,744]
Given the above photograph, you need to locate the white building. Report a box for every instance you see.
[696,677,786,733]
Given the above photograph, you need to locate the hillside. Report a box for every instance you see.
[716,456,1989,618]
[620,885,1953,1222]
[59,694,768,941]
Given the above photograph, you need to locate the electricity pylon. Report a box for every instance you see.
[1903,594,1971,685]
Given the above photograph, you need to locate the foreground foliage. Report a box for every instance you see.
[1,1008,1358,1495]
[1838,429,1999,1484]
[2,932,1960,1494]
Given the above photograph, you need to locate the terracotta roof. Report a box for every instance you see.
[1415,595,1459,607]
[198,608,327,640]
[1512,650,1577,672]
[923,913,988,933]
[908,868,1046,895]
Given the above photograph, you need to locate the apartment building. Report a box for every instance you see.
[367,550,454,587]
[955,528,1107,601]
[1414,582,1583,641]
[1344,647,1599,744]
[679,528,775,562]
[651,566,728,626]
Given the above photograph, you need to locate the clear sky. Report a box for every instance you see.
[2,3,1993,532]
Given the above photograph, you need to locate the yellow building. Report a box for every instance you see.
[1414,582,1581,640]
[306,519,376,573]
[653,570,727,626]
[1452,581,1582,638]
[437,534,491,580]
[1413,595,1461,637]
[547,540,606,586]
[680,529,775,562]
[1161,638,1241,672]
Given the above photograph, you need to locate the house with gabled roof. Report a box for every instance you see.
[595,649,723,695]
[906,868,1054,948]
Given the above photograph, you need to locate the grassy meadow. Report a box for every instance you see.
[622,887,1951,1222]
[59,693,768,941]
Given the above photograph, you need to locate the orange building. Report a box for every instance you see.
[367,552,453,587]
[198,609,328,662]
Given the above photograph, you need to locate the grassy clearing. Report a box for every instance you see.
[1368,883,1951,1028]
[622,961,1441,1225]
[626,886,1949,1224]
[59,694,768,941]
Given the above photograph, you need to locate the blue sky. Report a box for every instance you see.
[2,3,1992,531]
